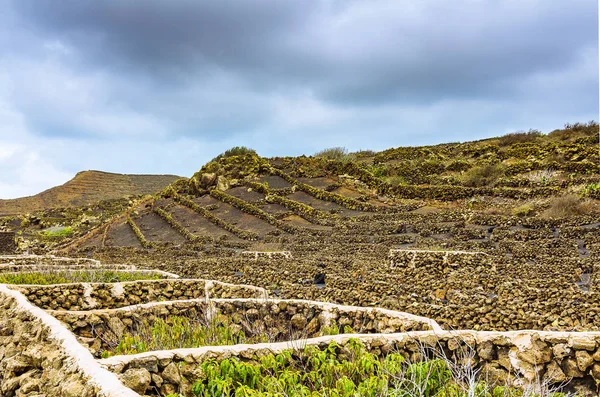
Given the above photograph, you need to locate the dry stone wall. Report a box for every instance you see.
[241,250,292,259]
[10,279,267,310]
[100,330,600,397]
[388,249,493,269]
[0,285,138,397]
[51,297,437,357]
[0,254,102,267]
[160,249,599,331]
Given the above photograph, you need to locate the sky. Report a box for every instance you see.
[0,0,598,199]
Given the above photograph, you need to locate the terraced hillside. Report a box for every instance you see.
[0,170,181,215]
[48,123,600,335]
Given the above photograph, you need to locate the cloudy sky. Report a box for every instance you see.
[0,0,597,198]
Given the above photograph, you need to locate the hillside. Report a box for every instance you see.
[21,122,595,335]
[0,170,181,215]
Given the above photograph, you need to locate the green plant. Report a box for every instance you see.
[41,226,73,239]
[211,147,257,162]
[385,175,406,187]
[462,164,504,187]
[369,165,389,178]
[583,183,600,198]
[189,340,540,397]
[352,150,376,158]
[498,129,542,146]
[512,203,535,217]
[101,314,269,357]
[314,147,349,161]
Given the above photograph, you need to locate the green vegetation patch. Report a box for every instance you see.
[0,270,164,285]
[101,315,270,358]
[41,226,73,240]
[190,340,561,397]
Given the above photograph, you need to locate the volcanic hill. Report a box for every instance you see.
[0,170,181,215]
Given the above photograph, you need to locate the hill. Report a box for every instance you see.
[0,170,181,215]
[34,121,598,334]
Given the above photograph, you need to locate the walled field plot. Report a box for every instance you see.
[1,255,600,397]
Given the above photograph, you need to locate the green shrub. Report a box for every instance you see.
[351,149,376,158]
[512,203,535,217]
[41,226,73,240]
[446,159,471,172]
[462,164,504,187]
[385,175,406,187]
[211,146,257,162]
[583,183,600,199]
[498,130,542,146]
[314,147,349,161]
[369,165,389,178]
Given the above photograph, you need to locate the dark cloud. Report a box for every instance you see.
[0,0,597,197]
[11,0,597,105]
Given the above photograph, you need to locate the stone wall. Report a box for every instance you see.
[0,232,16,254]
[241,250,293,259]
[0,263,137,273]
[50,298,438,357]
[0,254,102,267]
[10,279,267,310]
[0,285,138,397]
[100,330,600,397]
[388,249,493,269]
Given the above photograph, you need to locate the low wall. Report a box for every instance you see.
[0,255,102,267]
[50,298,438,357]
[0,285,137,397]
[0,263,137,273]
[100,330,600,397]
[388,249,493,269]
[10,279,268,310]
[241,250,293,259]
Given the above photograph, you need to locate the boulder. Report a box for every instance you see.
[200,173,217,188]
[119,368,151,394]
[162,362,181,385]
[216,175,230,191]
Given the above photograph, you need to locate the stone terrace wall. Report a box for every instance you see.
[0,285,138,397]
[388,249,493,269]
[0,263,137,273]
[10,279,268,310]
[0,255,102,267]
[100,330,600,397]
[241,250,293,259]
[0,232,15,254]
[51,298,438,357]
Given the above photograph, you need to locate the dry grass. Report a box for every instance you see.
[542,195,598,218]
